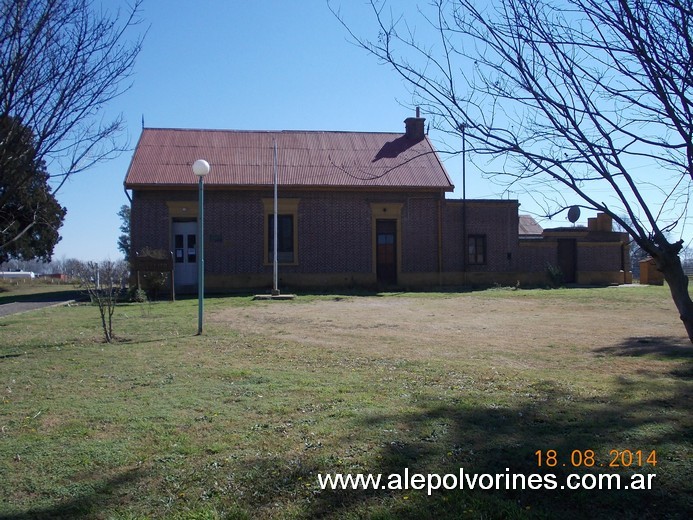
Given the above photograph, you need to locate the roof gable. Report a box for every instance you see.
[124,128,454,191]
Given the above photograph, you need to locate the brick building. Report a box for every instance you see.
[124,116,630,292]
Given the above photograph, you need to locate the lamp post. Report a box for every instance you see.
[192,159,210,335]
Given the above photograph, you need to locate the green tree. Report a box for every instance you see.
[0,116,65,262]
[117,204,131,259]
[334,0,693,342]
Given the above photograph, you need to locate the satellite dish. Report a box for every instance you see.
[567,206,581,223]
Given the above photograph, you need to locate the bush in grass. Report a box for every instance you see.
[546,263,564,288]
[136,247,170,300]
[75,260,128,343]
[128,286,148,303]
[140,271,168,299]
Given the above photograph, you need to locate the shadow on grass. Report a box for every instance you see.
[595,336,693,379]
[234,350,692,519]
[0,467,143,520]
[594,335,693,359]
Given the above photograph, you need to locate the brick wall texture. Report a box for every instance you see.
[131,189,628,288]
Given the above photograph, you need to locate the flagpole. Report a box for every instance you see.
[272,138,279,296]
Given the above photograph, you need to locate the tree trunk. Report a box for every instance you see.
[655,250,693,343]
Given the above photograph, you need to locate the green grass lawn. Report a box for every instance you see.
[0,285,691,519]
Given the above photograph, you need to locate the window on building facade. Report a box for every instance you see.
[268,214,295,263]
[263,198,299,265]
[468,234,487,265]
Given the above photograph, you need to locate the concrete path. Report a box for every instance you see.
[0,291,81,318]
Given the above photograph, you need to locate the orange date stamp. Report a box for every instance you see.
[535,449,657,468]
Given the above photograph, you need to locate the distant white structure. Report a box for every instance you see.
[0,271,35,279]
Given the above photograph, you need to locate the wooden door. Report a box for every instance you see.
[557,239,577,283]
[376,219,397,285]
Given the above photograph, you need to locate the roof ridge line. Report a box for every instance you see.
[142,127,403,135]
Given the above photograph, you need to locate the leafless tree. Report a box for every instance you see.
[332,0,693,342]
[0,0,145,254]
[75,259,127,343]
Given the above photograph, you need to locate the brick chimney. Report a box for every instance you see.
[404,107,426,141]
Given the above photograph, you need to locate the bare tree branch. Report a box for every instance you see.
[332,0,693,342]
[0,0,146,257]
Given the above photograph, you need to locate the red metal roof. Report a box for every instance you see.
[124,128,454,191]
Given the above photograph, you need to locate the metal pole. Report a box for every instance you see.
[461,123,467,284]
[197,175,204,335]
[273,138,279,295]
[462,125,466,204]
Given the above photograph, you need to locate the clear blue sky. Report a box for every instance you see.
[55,0,449,261]
[49,0,686,262]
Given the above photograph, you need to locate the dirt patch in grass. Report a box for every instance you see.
[215,289,686,366]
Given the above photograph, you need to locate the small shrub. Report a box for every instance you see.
[545,263,564,288]
[136,247,170,300]
[128,287,148,303]
[75,260,128,343]
[139,271,167,299]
